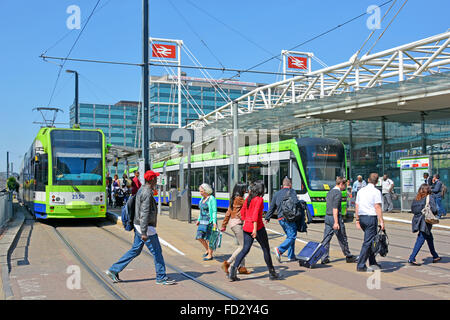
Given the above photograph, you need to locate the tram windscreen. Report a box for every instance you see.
[299,143,345,191]
[51,130,103,186]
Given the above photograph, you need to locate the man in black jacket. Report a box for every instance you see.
[106,170,175,285]
[265,177,299,262]
[321,177,357,264]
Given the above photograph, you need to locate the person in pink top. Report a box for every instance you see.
[228,180,280,282]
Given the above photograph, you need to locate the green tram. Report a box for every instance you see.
[19,128,107,219]
[152,137,348,219]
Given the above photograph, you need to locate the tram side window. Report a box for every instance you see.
[35,154,48,191]
[292,162,306,194]
[216,166,229,192]
[167,170,178,189]
[247,163,268,194]
[271,160,289,192]
[204,167,215,191]
[190,168,203,191]
[238,164,247,185]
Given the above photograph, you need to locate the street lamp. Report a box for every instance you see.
[66,69,79,126]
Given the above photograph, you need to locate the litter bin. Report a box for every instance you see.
[177,189,190,222]
[169,188,178,219]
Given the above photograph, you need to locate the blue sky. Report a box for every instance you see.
[1,0,449,172]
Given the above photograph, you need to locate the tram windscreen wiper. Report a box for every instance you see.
[55,167,80,193]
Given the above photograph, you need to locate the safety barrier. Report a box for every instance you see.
[0,192,13,228]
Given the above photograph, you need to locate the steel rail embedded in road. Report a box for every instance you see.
[52,226,130,300]
[97,224,240,300]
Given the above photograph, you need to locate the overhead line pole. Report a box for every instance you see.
[142,0,150,171]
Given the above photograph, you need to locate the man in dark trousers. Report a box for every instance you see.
[106,170,176,285]
[265,177,299,262]
[355,173,385,272]
[432,174,445,218]
[321,176,357,264]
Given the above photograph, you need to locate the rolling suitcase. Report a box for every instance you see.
[296,241,327,268]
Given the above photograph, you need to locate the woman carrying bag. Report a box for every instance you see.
[195,183,217,261]
[229,181,279,282]
[220,183,251,276]
[408,183,441,266]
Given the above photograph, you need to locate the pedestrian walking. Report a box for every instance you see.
[265,177,299,262]
[195,183,217,261]
[122,173,131,203]
[106,170,176,285]
[431,174,446,218]
[131,170,142,195]
[381,174,394,212]
[321,177,357,264]
[355,173,385,272]
[106,172,113,206]
[220,183,251,275]
[407,184,441,265]
[229,180,280,282]
[352,175,366,200]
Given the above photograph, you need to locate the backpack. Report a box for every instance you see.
[372,226,389,257]
[121,195,136,231]
[280,189,298,222]
[295,200,308,233]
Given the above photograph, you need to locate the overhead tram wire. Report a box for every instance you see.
[364,0,409,56]
[223,0,396,81]
[167,0,226,70]
[184,0,279,60]
[40,0,115,56]
[40,55,304,77]
[46,0,102,107]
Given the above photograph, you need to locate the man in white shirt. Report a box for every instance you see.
[355,173,385,272]
[381,174,394,212]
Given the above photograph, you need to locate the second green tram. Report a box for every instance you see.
[152,137,348,219]
[19,128,108,219]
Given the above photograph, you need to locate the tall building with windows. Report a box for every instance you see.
[70,74,261,147]
[149,74,260,126]
[70,100,140,148]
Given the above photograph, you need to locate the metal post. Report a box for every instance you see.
[381,117,386,174]
[421,112,426,154]
[232,101,239,189]
[74,71,79,125]
[187,144,192,223]
[349,121,353,181]
[142,0,150,171]
[6,151,9,179]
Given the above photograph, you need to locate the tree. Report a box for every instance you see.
[7,176,19,192]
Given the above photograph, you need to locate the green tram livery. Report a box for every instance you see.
[19,128,107,219]
[152,137,348,219]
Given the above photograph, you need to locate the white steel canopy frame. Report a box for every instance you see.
[186,31,450,131]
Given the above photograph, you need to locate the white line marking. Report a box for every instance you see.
[384,217,450,230]
[108,211,185,256]
[266,228,308,244]
[158,237,186,256]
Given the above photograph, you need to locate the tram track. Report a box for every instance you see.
[95,223,240,300]
[51,224,131,300]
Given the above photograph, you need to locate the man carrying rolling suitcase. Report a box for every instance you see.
[321,176,357,264]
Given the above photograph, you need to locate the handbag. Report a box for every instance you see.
[209,228,222,251]
[422,195,439,225]
[391,191,398,201]
[372,226,389,257]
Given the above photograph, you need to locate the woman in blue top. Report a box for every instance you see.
[196,183,217,261]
